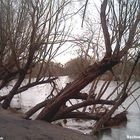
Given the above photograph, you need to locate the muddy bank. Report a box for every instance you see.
[0,108,96,140]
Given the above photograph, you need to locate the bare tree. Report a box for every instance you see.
[0,0,71,108]
[0,0,140,134]
[33,0,140,125]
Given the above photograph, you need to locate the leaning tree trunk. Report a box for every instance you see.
[36,55,120,122]
[2,72,26,109]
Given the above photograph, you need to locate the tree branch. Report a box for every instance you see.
[101,0,112,57]
[57,99,114,116]
[17,77,58,94]
[52,112,101,121]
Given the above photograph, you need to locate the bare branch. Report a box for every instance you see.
[100,0,112,57]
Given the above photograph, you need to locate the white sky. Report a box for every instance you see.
[53,0,101,64]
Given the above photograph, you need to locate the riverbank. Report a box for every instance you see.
[0,108,96,140]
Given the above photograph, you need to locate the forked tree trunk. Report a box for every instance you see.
[2,49,35,109]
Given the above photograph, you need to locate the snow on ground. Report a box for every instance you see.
[0,77,140,135]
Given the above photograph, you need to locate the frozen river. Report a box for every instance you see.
[0,76,140,139]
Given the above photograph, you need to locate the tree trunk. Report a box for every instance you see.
[2,49,35,109]
[36,56,119,122]
[2,72,26,109]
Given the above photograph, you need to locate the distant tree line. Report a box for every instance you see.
[43,57,139,81]
[30,61,64,77]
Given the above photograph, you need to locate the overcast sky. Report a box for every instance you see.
[53,0,101,64]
